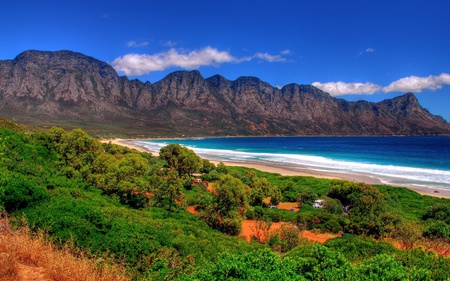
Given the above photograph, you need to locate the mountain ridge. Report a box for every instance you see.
[0,50,449,137]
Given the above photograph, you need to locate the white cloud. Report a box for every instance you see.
[383,73,450,93]
[127,40,149,47]
[254,52,286,62]
[312,73,450,96]
[113,47,288,76]
[312,81,382,96]
[357,47,375,57]
[161,40,177,47]
[113,47,236,76]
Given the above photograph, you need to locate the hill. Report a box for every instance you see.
[1,119,450,280]
[1,50,449,137]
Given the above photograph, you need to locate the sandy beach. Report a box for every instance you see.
[100,138,450,199]
[101,138,160,157]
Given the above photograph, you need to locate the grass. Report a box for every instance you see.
[0,214,131,281]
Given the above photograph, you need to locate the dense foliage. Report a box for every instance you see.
[1,121,450,280]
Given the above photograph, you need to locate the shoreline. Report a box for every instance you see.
[100,138,450,199]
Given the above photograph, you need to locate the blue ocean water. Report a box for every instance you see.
[133,136,450,190]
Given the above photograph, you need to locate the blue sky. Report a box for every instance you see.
[2,0,450,121]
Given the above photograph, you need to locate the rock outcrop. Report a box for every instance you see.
[0,50,449,136]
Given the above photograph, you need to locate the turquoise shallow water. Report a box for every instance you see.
[134,136,450,190]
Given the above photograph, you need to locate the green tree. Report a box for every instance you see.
[298,188,318,205]
[249,177,274,206]
[328,181,388,237]
[270,223,300,253]
[153,170,184,211]
[159,144,202,176]
[48,128,102,179]
[322,196,343,215]
[201,174,250,235]
[200,159,215,173]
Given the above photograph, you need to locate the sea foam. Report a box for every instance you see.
[134,139,450,189]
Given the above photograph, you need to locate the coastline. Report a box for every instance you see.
[101,138,159,157]
[100,138,450,199]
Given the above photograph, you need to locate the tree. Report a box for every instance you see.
[48,128,102,179]
[298,188,318,206]
[214,175,249,217]
[201,174,250,235]
[327,181,388,237]
[200,159,215,173]
[159,144,202,176]
[249,177,274,206]
[347,185,387,237]
[153,170,184,211]
[270,223,300,253]
[322,196,343,215]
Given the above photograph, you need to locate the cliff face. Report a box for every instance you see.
[1,50,449,136]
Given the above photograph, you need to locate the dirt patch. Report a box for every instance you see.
[241,220,284,242]
[277,202,299,212]
[187,206,198,215]
[301,230,340,243]
[241,220,339,243]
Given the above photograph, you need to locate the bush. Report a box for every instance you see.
[423,221,450,241]
[423,203,450,224]
[298,188,318,205]
[0,174,49,212]
[324,235,397,262]
[323,219,343,233]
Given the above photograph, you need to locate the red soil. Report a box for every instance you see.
[187,206,198,215]
[241,219,339,243]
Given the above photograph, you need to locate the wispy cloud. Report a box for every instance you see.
[127,40,149,47]
[280,49,292,55]
[113,47,289,76]
[242,52,286,63]
[357,47,375,57]
[161,40,177,47]
[312,73,450,96]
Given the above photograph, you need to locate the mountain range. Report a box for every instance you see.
[0,50,449,137]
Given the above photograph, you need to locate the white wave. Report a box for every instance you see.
[136,141,450,188]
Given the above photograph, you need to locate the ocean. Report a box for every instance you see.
[132,136,450,190]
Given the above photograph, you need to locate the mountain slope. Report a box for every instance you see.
[0,50,449,137]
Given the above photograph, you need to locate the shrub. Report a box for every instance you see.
[0,174,49,212]
[323,219,343,233]
[298,188,318,205]
[423,203,450,224]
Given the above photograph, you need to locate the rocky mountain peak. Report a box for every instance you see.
[0,50,449,136]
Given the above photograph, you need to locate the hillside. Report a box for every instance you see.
[1,119,450,280]
[1,50,449,137]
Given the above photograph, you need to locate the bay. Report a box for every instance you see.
[133,136,450,190]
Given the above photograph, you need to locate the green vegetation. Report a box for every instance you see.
[1,118,450,280]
